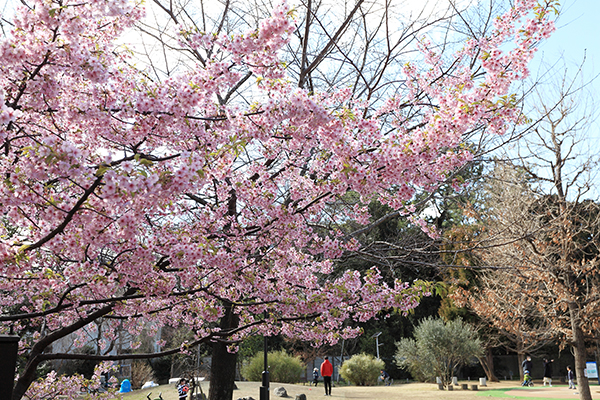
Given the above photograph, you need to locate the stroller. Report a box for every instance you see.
[522,371,534,387]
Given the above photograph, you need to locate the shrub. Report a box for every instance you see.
[394,317,483,388]
[241,351,304,383]
[130,360,156,389]
[339,353,384,386]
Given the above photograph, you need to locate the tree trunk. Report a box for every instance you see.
[478,348,499,382]
[570,303,592,400]
[208,302,239,400]
[517,351,525,382]
[12,302,119,400]
[12,355,42,400]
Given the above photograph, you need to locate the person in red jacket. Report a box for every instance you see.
[320,356,333,396]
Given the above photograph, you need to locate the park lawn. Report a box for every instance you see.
[116,380,599,400]
[119,380,489,400]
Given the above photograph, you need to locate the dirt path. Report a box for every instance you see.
[231,381,600,400]
[125,380,600,400]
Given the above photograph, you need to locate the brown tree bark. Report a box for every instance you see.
[478,348,499,382]
[570,303,592,400]
[517,349,526,383]
[12,302,118,400]
[208,302,239,400]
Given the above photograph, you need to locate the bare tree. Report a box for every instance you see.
[465,69,600,400]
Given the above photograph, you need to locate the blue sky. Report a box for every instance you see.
[532,0,600,78]
[526,0,600,200]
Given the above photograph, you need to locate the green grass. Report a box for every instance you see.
[476,387,582,400]
[477,388,539,399]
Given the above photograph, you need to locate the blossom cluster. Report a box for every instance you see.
[0,0,556,397]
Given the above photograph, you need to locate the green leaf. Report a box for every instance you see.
[96,164,109,177]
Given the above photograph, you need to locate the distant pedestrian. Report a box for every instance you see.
[320,356,333,396]
[567,366,576,389]
[543,358,554,386]
[380,370,391,386]
[312,368,319,386]
[522,356,533,375]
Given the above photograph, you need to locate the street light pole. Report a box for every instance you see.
[371,332,382,359]
[260,313,269,400]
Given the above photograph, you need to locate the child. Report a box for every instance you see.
[178,378,189,400]
[567,366,576,389]
[312,368,319,386]
[380,370,391,386]
[521,370,533,387]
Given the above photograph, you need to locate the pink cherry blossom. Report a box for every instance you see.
[0,0,557,397]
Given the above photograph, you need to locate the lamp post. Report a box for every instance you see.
[260,312,269,400]
[0,335,19,400]
[371,332,382,359]
[338,339,345,383]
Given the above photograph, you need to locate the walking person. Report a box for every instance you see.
[543,358,554,386]
[567,366,576,389]
[320,356,333,396]
[522,356,533,375]
[312,368,319,386]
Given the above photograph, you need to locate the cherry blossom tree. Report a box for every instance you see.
[0,0,556,399]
